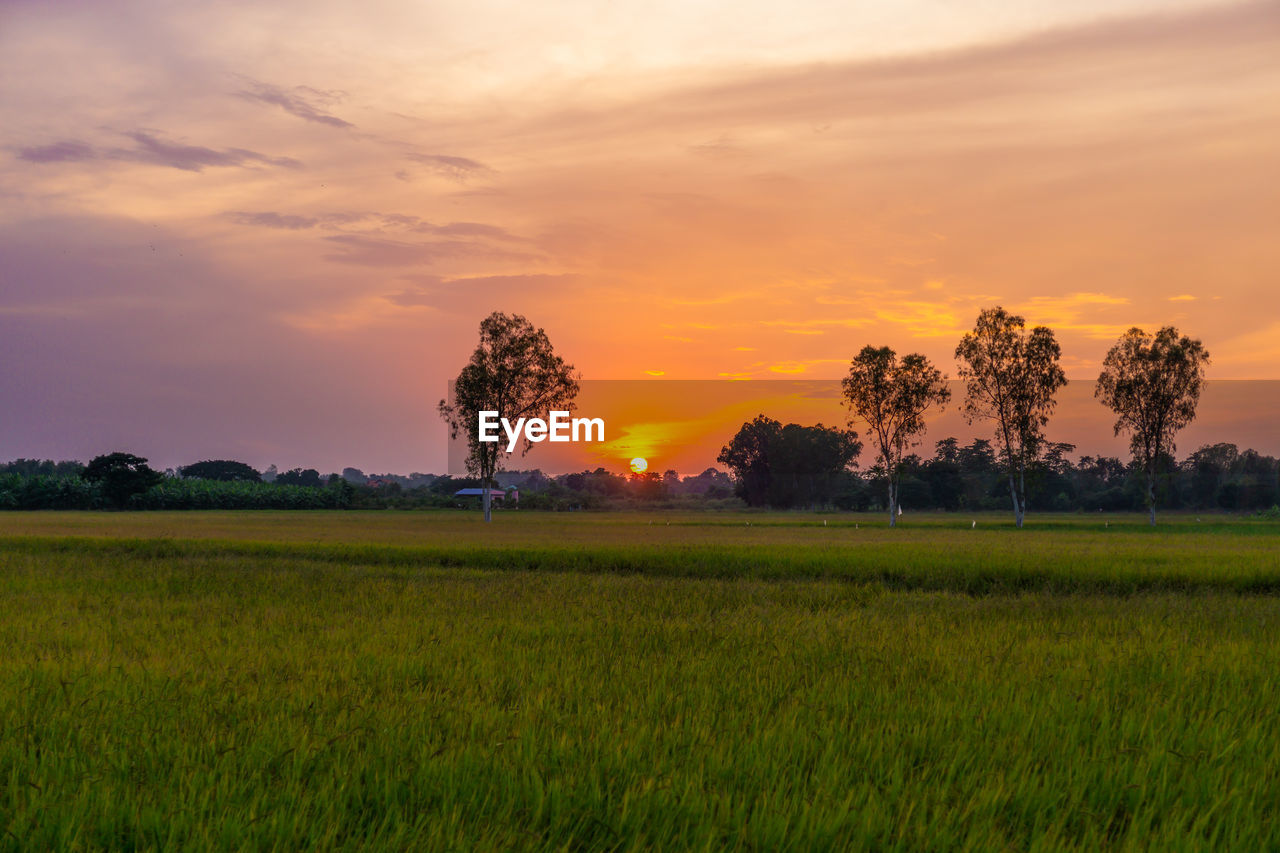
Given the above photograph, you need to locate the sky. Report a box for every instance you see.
[2,0,1277,474]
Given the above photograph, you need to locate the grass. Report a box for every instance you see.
[1,510,1279,849]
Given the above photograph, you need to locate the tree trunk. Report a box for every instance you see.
[888,479,897,528]
[1018,465,1027,529]
[1147,467,1157,527]
[483,484,492,523]
[1008,472,1021,529]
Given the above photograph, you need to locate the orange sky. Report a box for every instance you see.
[2,0,1277,472]
[449,381,1280,476]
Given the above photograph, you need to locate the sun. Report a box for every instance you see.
[629,457,648,474]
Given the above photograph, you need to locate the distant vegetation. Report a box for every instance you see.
[1,437,1277,514]
[0,313,1257,517]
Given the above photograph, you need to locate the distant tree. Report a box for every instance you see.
[1041,442,1078,477]
[958,439,997,474]
[681,468,734,498]
[82,452,164,508]
[923,443,965,511]
[341,467,366,484]
[716,415,779,507]
[630,471,665,501]
[933,437,961,465]
[429,474,484,495]
[178,460,262,482]
[328,476,357,506]
[770,423,862,508]
[956,307,1067,528]
[0,459,84,478]
[1183,443,1238,508]
[718,416,860,508]
[1096,326,1210,525]
[274,468,323,488]
[842,345,951,526]
[438,312,579,522]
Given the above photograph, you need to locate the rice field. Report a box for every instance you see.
[1,510,1278,850]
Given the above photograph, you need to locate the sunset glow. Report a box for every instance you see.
[3,0,1277,473]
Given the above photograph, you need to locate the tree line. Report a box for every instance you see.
[2,439,1276,515]
[443,308,1215,525]
[0,309,1249,520]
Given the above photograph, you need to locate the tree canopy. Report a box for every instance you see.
[842,345,950,526]
[1095,326,1209,525]
[717,416,861,508]
[438,312,579,522]
[273,468,323,488]
[178,460,262,482]
[82,452,164,508]
[955,307,1067,528]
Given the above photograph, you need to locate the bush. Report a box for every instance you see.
[134,478,349,510]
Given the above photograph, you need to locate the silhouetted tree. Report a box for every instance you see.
[1096,326,1209,525]
[718,416,860,508]
[438,312,579,522]
[629,471,665,500]
[82,452,163,508]
[717,415,779,507]
[0,459,85,478]
[933,437,961,465]
[178,460,262,482]
[681,468,733,498]
[274,468,322,488]
[842,345,950,526]
[956,307,1067,527]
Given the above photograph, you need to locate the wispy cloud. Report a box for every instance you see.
[16,141,95,163]
[387,273,578,307]
[324,233,536,266]
[227,211,319,230]
[323,235,467,266]
[122,131,301,171]
[237,82,354,128]
[1017,293,1137,339]
[18,131,301,172]
[224,211,519,240]
[405,153,492,180]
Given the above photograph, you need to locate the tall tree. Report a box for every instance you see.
[82,452,164,508]
[955,307,1067,528]
[438,312,579,522]
[1095,326,1209,525]
[841,345,950,526]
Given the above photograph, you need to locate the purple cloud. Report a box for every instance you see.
[322,235,465,266]
[412,221,519,240]
[16,132,301,172]
[119,131,301,171]
[238,82,354,129]
[17,141,95,163]
[227,211,320,230]
[405,153,491,180]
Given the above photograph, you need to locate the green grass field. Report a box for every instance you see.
[2,511,1279,850]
